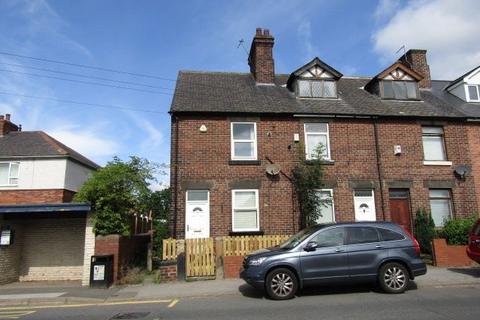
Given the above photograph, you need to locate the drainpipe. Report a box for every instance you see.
[373,119,387,221]
[172,115,179,237]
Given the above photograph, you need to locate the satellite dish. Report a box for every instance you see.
[454,165,471,179]
[266,163,281,176]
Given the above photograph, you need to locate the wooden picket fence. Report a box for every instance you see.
[162,238,177,260]
[223,235,290,256]
[185,238,215,277]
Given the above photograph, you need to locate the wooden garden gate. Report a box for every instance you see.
[185,238,215,278]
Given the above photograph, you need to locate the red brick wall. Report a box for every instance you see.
[171,115,479,238]
[159,263,177,282]
[95,234,150,281]
[224,256,244,278]
[0,189,76,204]
[433,238,474,267]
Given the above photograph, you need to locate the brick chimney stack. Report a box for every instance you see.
[0,114,19,136]
[248,28,275,84]
[400,49,431,88]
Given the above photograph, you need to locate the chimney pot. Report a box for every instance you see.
[0,115,4,120]
[264,29,270,36]
[256,28,262,35]
[0,113,19,136]
[5,114,10,121]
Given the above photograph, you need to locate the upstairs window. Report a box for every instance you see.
[0,162,19,186]
[231,122,257,160]
[468,85,480,102]
[297,80,337,98]
[382,80,418,100]
[304,123,330,160]
[422,127,447,161]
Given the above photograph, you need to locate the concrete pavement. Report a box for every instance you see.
[0,266,479,307]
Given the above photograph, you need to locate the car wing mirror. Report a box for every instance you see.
[304,241,318,252]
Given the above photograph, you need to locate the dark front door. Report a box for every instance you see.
[389,189,412,232]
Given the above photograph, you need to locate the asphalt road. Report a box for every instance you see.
[2,284,479,320]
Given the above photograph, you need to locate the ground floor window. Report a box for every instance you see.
[315,189,335,224]
[232,189,259,232]
[429,189,453,227]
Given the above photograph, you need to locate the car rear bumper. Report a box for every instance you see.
[240,266,265,290]
[411,262,427,278]
[467,247,480,263]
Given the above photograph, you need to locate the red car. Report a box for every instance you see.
[467,219,480,264]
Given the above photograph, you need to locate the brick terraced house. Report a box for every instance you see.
[0,114,99,285]
[169,28,480,239]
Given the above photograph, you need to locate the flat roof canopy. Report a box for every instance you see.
[0,203,90,214]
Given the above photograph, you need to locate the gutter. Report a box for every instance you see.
[373,120,387,221]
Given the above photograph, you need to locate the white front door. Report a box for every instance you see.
[354,189,376,221]
[185,190,210,239]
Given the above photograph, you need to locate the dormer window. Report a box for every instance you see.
[286,57,343,98]
[382,80,418,100]
[365,62,423,101]
[297,80,337,98]
[467,85,480,102]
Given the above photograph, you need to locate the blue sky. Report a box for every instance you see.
[0,0,479,188]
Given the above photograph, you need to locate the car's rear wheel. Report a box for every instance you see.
[378,262,409,294]
[265,268,298,300]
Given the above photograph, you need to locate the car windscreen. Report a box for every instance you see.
[279,226,322,249]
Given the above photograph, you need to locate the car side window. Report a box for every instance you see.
[473,222,480,236]
[377,228,405,241]
[311,227,345,247]
[346,227,379,245]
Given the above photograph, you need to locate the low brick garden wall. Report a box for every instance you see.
[158,260,177,281]
[433,238,474,267]
[223,256,244,278]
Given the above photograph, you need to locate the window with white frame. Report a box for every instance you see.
[422,127,447,161]
[232,189,259,232]
[231,122,257,160]
[0,162,19,186]
[304,123,330,160]
[315,189,335,224]
[467,85,480,102]
[429,189,453,227]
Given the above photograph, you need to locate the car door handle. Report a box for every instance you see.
[335,248,345,252]
[375,245,383,249]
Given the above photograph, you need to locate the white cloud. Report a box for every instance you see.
[373,0,480,79]
[374,0,401,21]
[297,21,317,62]
[47,125,119,159]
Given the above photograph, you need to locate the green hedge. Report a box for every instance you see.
[439,216,477,245]
[414,208,436,254]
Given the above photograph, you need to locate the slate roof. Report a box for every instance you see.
[431,80,480,117]
[444,65,480,90]
[0,131,100,169]
[170,71,468,119]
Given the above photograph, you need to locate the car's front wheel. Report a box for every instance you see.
[378,262,409,294]
[265,268,298,300]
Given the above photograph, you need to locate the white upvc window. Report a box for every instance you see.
[315,189,335,224]
[232,189,260,232]
[304,123,330,160]
[429,189,453,227]
[467,85,480,102]
[231,122,257,160]
[297,80,337,98]
[422,127,447,161]
[0,162,19,186]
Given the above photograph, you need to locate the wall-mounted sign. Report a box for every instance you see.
[0,228,13,246]
[93,265,105,281]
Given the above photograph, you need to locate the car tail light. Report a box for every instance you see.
[403,227,421,255]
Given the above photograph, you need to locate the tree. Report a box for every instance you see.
[149,188,171,257]
[291,144,329,228]
[74,156,159,236]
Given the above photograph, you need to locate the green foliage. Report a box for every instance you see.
[150,188,171,257]
[74,156,160,236]
[292,144,329,227]
[414,208,436,254]
[441,215,477,245]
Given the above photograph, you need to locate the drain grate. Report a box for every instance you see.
[110,312,150,319]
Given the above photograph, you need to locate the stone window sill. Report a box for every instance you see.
[304,159,335,165]
[229,230,264,236]
[423,160,452,166]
